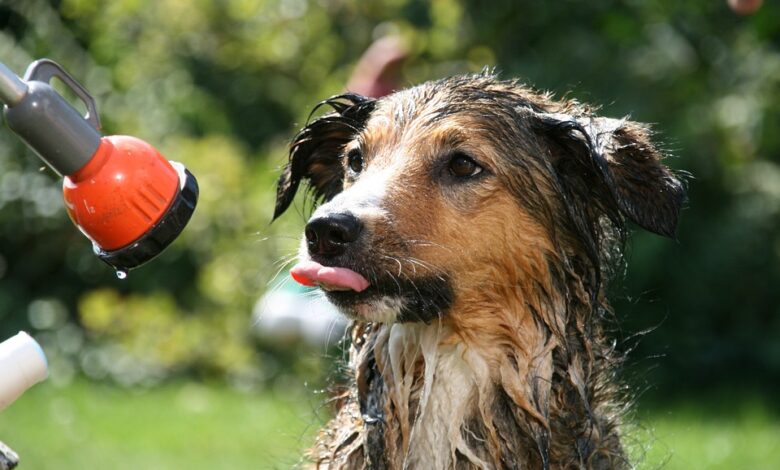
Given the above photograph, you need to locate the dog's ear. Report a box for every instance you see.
[532,111,686,238]
[273,93,376,220]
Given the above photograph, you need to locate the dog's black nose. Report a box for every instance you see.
[305,213,363,257]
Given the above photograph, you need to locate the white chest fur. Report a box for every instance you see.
[382,323,491,469]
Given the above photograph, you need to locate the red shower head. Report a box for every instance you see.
[1,59,198,271]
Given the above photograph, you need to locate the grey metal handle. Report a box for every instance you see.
[24,59,101,131]
[3,59,103,176]
[0,63,27,107]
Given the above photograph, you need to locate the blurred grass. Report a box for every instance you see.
[630,395,780,470]
[0,380,323,469]
[1,381,779,469]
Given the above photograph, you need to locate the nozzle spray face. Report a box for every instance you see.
[0,59,198,271]
[91,167,199,271]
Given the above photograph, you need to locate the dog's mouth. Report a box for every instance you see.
[290,259,454,323]
[290,260,383,313]
[290,260,370,293]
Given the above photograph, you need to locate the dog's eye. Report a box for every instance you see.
[347,149,364,174]
[448,153,482,178]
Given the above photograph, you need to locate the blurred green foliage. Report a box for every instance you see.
[0,0,778,394]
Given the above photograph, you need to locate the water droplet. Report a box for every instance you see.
[116,270,127,280]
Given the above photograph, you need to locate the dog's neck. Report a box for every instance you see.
[313,281,629,470]
[361,322,480,469]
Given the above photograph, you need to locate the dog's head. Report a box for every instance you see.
[274,74,685,324]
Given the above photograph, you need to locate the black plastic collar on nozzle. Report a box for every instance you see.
[95,167,199,271]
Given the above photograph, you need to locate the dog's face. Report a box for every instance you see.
[275,75,685,324]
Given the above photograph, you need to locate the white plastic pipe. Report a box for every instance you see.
[0,332,48,411]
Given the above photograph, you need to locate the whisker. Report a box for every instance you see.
[267,255,298,289]
[384,269,403,296]
[273,253,298,268]
[404,239,456,253]
[324,314,347,351]
[378,254,405,278]
[252,234,301,242]
[401,257,438,274]
[301,289,325,300]
[378,253,439,274]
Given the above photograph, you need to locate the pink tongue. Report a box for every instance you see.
[290,260,370,292]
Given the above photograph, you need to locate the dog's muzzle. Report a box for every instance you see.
[293,209,454,324]
[305,212,363,257]
[290,211,372,294]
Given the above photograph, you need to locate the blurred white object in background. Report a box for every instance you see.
[252,279,347,348]
[0,331,48,411]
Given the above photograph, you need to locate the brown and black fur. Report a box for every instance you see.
[274,74,685,469]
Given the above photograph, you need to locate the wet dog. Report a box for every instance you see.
[274,73,685,469]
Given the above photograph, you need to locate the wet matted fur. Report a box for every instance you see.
[274,74,685,470]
